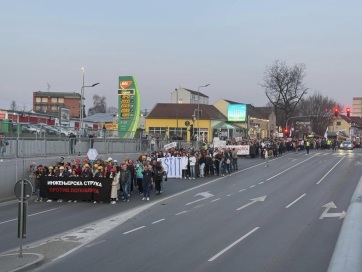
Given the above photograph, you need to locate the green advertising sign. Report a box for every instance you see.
[118,76,140,138]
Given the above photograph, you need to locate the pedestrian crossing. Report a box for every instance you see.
[319,151,357,157]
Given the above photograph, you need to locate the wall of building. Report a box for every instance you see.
[352,97,362,117]
[145,118,212,142]
[64,97,80,118]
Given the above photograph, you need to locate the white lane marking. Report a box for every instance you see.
[259,182,264,184]
[175,211,187,215]
[239,189,246,192]
[211,198,221,202]
[152,219,165,224]
[226,194,233,197]
[123,226,146,234]
[285,193,306,208]
[208,227,259,262]
[316,157,345,185]
[250,185,256,188]
[85,240,106,248]
[19,162,276,261]
[0,207,60,225]
[267,154,318,181]
[236,196,267,211]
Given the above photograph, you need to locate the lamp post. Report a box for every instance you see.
[197,84,210,143]
[175,88,179,139]
[79,68,100,137]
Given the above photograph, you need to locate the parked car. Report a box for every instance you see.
[41,124,58,135]
[54,126,75,136]
[340,140,353,150]
[19,124,40,134]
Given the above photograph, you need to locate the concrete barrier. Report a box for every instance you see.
[327,176,362,272]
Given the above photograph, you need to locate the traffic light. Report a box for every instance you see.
[189,124,193,133]
[284,128,289,136]
[346,107,351,117]
[334,108,339,117]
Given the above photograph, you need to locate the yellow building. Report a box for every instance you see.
[328,114,362,140]
[145,103,227,142]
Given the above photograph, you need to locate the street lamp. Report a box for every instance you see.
[79,67,100,137]
[197,84,210,143]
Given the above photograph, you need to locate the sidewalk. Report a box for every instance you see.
[0,253,44,272]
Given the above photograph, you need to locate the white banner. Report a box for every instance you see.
[164,142,177,150]
[229,145,250,155]
[157,157,182,178]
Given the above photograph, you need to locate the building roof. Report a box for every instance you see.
[83,113,115,123]
[146,103,226,120]
[34,91,81,98]
[181,88,209,98]
[339,115,362,128]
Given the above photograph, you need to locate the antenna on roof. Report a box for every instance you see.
[47,83,50,92]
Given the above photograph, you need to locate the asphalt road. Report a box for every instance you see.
[1,149,361,272]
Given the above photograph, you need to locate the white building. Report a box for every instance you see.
[170,87,209,105]
[352,97,362,117]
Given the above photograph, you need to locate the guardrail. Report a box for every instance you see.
[327,175,362,272]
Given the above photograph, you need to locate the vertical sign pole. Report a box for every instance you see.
[18,180,24,257]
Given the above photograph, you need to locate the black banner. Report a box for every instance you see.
[40,177,112,202]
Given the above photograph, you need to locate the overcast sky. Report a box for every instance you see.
[1,0,361,113]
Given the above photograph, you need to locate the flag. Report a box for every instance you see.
[324,127,328,140]
[289,122,294,137]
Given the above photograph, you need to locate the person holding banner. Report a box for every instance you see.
[153,161,165,195]
[110,166,120,204]
[142,164,153,201]
[119,163,131,202]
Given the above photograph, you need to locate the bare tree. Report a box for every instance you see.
[107,106,118,114]
[88,94,107,116]
[9,100,18,111]
[295,91,342,136]
[261,60,308,127]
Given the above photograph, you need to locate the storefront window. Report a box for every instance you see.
[169,127,186,140]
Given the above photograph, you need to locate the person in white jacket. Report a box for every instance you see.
[189,153,196,179]
[264,148,269,168]
[181,153,189,179]
[110,166,120,204]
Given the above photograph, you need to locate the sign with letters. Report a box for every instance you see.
[40,177,112,202]
[158,157,182,178]
[118,76,141,138]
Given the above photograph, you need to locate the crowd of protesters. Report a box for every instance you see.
[29,136,347,205]
[30,155,167,204]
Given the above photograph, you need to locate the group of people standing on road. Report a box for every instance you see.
[30,155,167,204]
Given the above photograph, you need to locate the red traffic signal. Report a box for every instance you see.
[284,128,289,136]
[334,108,339,117]
[346,107,351,117]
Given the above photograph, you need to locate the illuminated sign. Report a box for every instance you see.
[118,76,140,138]
[228,104,247,122]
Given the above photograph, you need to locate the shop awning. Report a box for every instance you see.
[212,122,244,130]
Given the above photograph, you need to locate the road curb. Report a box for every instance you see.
[0,252,44,272]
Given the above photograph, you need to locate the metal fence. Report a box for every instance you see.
[0,136,199,159]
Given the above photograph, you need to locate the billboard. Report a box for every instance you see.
[228,104,246,122]
[118,76,140,138]
[60,108,70,125]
